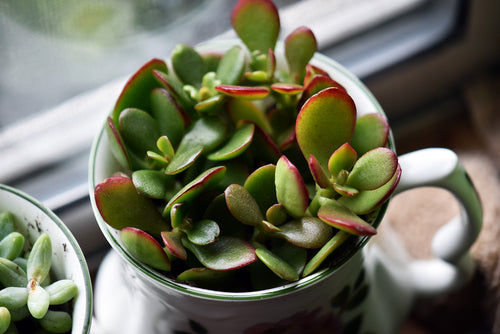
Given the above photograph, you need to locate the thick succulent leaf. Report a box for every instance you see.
[132,169,175,199]
[169,203,190,229]
[244,164,277,214]
[275,156,309,218]
[346,147,398,190]
[216,45,246,85]
[153,69,195,112]
[186,219,220,246]
[0,287,28,309]
[296,87,356,171]
[270,83,304,95]
[204,194,247,238]
[38,310,72,333]
[215,85,270,100]
[27,282,49,319]
[303,64,332,87]
[118,108,160,156]
[161,230,187,260]
[165,146,204,175]
[328,143,357,178]
[250,125,281,163]
[106,117,133,170]
[0,258,28,287]
[0,307,9,334]
[94,176,168,235]
[45,280,78,305]
[266,203,288,226]
[308,154,332,189]
[255,247,298,281]
[194,94,226,116]
[201,52,222,72]
[299,75,347,109]
[317,199,376,236]
[350,113,390,156]
[339,165,401,214]
[177,267,235,290]
[150,88,185,147]
[275,217,333,249]
[164,166,227,216]
[171,44,205,87]
[112,58,168,123]
[0,212,16,240]
[231,0,280,53]
[156,136,175,160]
[333,183,359,197]
[285,26,317,83]
[183,236,257,270]
[0,232,24,260]
[120,227,171,271]
[225,184,264,226]
[27,233,51,282]
[302,231,350,277]
[226,98,273,133]
[208,123,255,161]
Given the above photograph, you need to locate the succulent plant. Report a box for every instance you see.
[0,211,78,333]
[94,0,401,291]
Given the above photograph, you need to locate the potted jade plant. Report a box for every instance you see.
[89,0,482,333]
[0,184,92,334]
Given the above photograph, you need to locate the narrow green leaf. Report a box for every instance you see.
[45,280,78,305]
[303,231,350,277]
[226,98,273,134]
[0,307,10,334]
[0,212,16,241]
[171,44,205,87]
[118,108,160,157]
[132,169,175,199]
[255,247,299,281]
[285,26,317,83]
[244,165,277,214]
[150,88,185,147]
[208,123,255,161]
[39,310,72,333]
[27,282,49,319]
[217,45,246,85]
[0,258,28,287]
[0,287,28,309]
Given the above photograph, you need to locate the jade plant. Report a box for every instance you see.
[94,0,401,291]
[0,212,78,333]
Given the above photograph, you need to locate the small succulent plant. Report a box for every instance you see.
[0,211,78,333]
[94,0,401,291]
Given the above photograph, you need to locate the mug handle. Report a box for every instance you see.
[394,148,482,297]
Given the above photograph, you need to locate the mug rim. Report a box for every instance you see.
[88,39,395,301]
[0,183,93,333]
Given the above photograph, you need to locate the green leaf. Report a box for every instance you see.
[244,165,277,215]
[275,156,309,218]
[27,282,49,319]
[153,69,195,112]
[0,287,28,309]
[94,176,169,235]
[216,45,246,85]
[165,146,203,175]
[150,88,185,147]
[174,116,227,157]
[339,165,401,214]
[224,184,264,226]
[183,236,256,270]
[299,74,346,106]
[120,227,171,271]
[208,123,255,161]
[346,147,398,190]
[265,204,288,226]
[285,26,317,83]
[296,87,356,171]
[0,258,27,287]
[112,58,168,123]
[0,307,10,334]
[164,166,226,216]
[186,219,220,246]
[27,233,51,283]
[231,0,280,53]
[132,169,175,199]
[328,143,357,178]
[226,98,272,134]
[308,154,332,189]
[118,108,160,156]
[255,247,298,281]
[177,267,234,290]
[161,230,187,260]
[45,280,78,305]
[302,231,350,277]
[275,217,333,249]
[0,212,16,241]
[215,85,270,100]
[317,199,376,236]
[171,44,205,87]
[350,113,389,156]
[39,310,73,333]
[0,232,24,261]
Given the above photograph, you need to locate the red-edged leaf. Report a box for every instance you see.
[328,143,357,177]
[275,155,309,218]
[346,147,398,190]
[285,26,317,83]
[215,85,270,100]
[120,227,171,271]
[317,199,376,236]
[350,113,390,156]
[270,83,304,95]
[308,155,332,189]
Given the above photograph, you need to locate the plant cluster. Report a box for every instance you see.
[0,212,78,334]
[94,0,401,291]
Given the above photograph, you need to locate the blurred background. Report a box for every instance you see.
[0,0,499,332]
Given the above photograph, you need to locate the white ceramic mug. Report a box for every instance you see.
[89,40,482,334]
[0,184,93,334]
